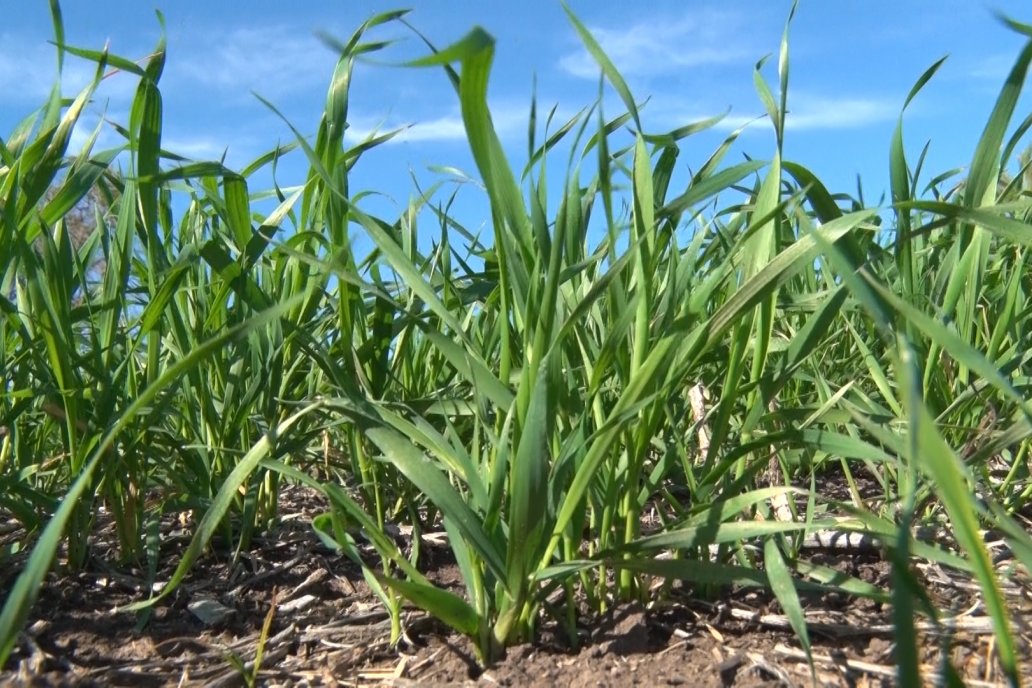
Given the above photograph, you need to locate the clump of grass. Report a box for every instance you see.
[2,2,1032,684]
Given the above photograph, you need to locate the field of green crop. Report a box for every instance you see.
[2,3,1032,684]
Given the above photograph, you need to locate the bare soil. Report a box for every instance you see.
[1,484,1030,687]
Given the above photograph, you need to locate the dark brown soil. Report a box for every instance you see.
[1,484,1029,687]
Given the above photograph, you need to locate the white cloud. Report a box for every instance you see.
[0,36,70,102]
[61,109,260,169]
[161,135,230,159]
[0,23,339,112]
[673,94,897,133]
[346,101,530,145]
[559,10,750,80]
[0,33,138,106]
[67,113,122,153]
[783,95,897,130]
[168,26,337,102]
[964,54,1014,83]
[392,115,468,143]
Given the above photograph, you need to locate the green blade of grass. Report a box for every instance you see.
[764,537,812,671]
[964,37,1032,210]
[363,425,508,587]
[0,296,304,664]
[560,2,641,132]
[376,573,480,639]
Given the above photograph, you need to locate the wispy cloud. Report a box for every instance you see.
[346,101,530,145]
[0,22,341,112]
[782,95,897,130]
[558,10,751,80]
[963,54,1014,83]
[0,33,138,106]
[671,94,898,133]
[67,112,123,153]
[161,135,233,160]
[384,115,469,144]
[64,115,257,167]
[160,123,275,167]
[56,98,268,170]
[168,26,337,102]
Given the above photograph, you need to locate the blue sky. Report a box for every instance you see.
[3,1,1032,240]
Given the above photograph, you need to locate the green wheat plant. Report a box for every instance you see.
[2,2,1032,685]
[292,3,895,665]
